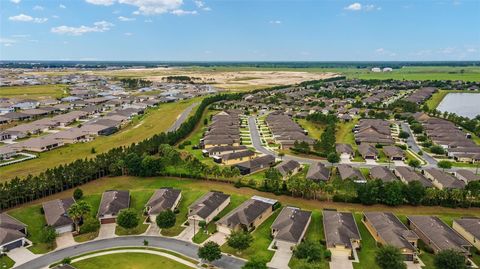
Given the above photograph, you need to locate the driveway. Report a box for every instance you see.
[15,236,245,269]
[7,247,38,266]
[176,222,198,242]
[267,242,294,269]
[204,232,228,246]
[97,224,116,239]
[145,223,160,236]
[329,250,354,269]
[56,232,76,249]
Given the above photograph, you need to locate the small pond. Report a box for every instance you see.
[437,93,480,119]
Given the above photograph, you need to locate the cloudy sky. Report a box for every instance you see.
[1,0,479,61]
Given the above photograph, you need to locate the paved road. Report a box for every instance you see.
[15,236,244,269]
[400,122,437,167]
[167,102,199,132]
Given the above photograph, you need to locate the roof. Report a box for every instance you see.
[369,166,397,183]
[363,212,417,251]
[424,168,466,189]
[454,218,480,239]
[394,166,433,188]
[0,213,27,245]
[336,143,354,155]
[358,143,378,157]
[235,154,276,171]
[188,191,230,219]
[455,169,480,183]
[306,162,330,182]
[271,207,312,243]
[383,146,405,158]
[217,196,277,228]
[42,198,75,228]
[408,215,472,254]
[276,160,301,176]
[97,190,130,217]
[323,209,361,249]
[220,150,255,161]
[337,164,365,182]
[146,188,181,215]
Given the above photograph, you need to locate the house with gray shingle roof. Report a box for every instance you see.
[0,213,27,252]
[394,166,434,188]
[423,168,465,190]
[188,191,230,224]
[369,166,398,183]
[323,209,361,258]
[306,162,330,182]
[275,160,301,179]
[42,198,75,234]
[97,190,130,224]
[145,188,182,222]
[271,207,311,246]
[358,143,378,160]
[453,169,480,184]
[337,164,366,183]
[383,146,405,161]
[453,218,480,251]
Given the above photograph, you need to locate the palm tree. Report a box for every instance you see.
[68,200,91,233]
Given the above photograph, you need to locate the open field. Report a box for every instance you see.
[73,252,191,269]
[0,98,201,181]
[0,84,69,99]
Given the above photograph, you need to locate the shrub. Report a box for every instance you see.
[156,209,176,229]
[79,217,100,234]
[117,209,139,229]
[73,188,83,200]
[293,240,324,262]
[430,145,445,155]
[41,226,57,244]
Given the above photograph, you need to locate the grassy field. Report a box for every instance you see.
[336,120,357,145]
[297,119,325,140]
[0,84,69,99]
[0,98,201,181]
[73,252,191,269]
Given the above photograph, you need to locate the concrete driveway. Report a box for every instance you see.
[176,222,198,242]
[97,223,116,239]
[145,223,160,236]
[7,247,38,266]
[329,251,354,269]
[267,242,294,269]
[56,232,76,249]
[204,232,228,246]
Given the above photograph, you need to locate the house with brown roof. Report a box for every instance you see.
[363,212,418,261]
[358,143,378,160]
[369,166,398,183]
[394,167,434,188]
[337,164,366,183]
[271,207,311,247]
[383,146,405,161]
[323,209,361,258]
[407,215,472,256]
[145,188,182,222]
[0,213,27,252]
[275,159,301,179]
[423,168,465,189]
[188,191,230,224]
[306,162,330,182]
[214,150,255,165]
[354,119,393,145]
[453,169,480,184]
[234,154,276,175]
[97,190,130,224]
[217,196,277,234]
[42,198,75,234]
[453,218,480,251]
[336,143,355,160]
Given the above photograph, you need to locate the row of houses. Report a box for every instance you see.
[404,87,437,104]
[265,112,314,149]
[354,119,394,145]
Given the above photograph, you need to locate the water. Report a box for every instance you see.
[437,93,480,119]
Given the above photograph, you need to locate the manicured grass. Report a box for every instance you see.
[0,84,68,99]
[8,205,54,254]
[336,120,356,146]
[0,98,201,181]
[192,194,248,244]
[297,119,325,140]
[221,208,279,261]
[161,189,205,237]
[353,213,380,269]
[115,190,153,236]
[0,255,15,269]
[74,231,99,243]
[73,252,191,269]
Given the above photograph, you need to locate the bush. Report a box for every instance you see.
[293,240,324,262]
[178,144,185,150]
[61,257,72,265]
[430,145,445,155]
[73,188,83,200]
[156,209,176,229]
[117,209,139,229]
[79,217,100,234]
[399,131,410,139]
[41,226,57,244]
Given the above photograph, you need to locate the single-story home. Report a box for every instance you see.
[336,143,354,160]
[234,154,276,175]
[145,188,182,222]
[358,143,378,160]
[423,168,465,189]
[275,160,301,179]
[217,196,277,234]
[0,213,27,252]
[42,198,75,234]
[453,218,480,251]
[394,167,434,188]
[453,169,480,184]
[214,150,255,165]
[271,207,311,247]
[337,164,366,183]
[369,166,398,183]
[188,191,230,224]
[306,162,330,182]
[97,190,130,224]
[323,209,361,258]
[383,146,405,161]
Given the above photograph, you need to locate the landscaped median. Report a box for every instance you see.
[49,247,199,269]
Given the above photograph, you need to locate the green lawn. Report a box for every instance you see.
[192,194,248,244]
[0,255,15,269]
[115,190,153,236]
[336,120,356,146]
[0,84,69,99]
[297,119,325,140]
[73,252,191,269]
[8,205,54,254]
[0,98,202,181]
[161,189,205,237]
[353,213,380,269]
[221,208,279,261]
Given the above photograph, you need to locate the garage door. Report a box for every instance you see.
[56,225,73,234]
[404,254,414,261]
[3,239,23,251]
[101,218,116,224]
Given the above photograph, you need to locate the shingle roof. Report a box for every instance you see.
[0,213,27,245]
[454,217,480,239]
[271,207,311,243]
[42,198,75,228]
[276,160,301,176]
[97,190,130,217]
[364,212,417,251]
[217,196,276,228]
[306,162,330,182]
[369,166,397,183]
[189,191,230,219]
[323,210,361,249]
[146,188,181,215]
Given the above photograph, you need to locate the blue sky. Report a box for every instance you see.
[1,0,479,61]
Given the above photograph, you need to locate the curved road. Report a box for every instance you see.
[16,236,244,269]
[168,102,199,132]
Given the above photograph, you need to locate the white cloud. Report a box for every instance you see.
[269,20,282,24]
[124,32,133,36]
[118,16,135,21]
[9,14,48,23]
[10,0,21,4]
[345,3,362,11]
[194,0,210,11]
[144,19,153,22]
[33,5,44,11]
[171,9,198,15]
[85,0,115,5]
[59,4,66,8]
[120,0,184,15]
[52,15,60,19]
[51,21,114,36]
[375,48,396,57]
[0,38,17,47]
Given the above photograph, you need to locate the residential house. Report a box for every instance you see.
[19,136,65,152]
[369,166,398,183]
[453,218,480,251]
[394,167,434,188]
[407,215,472,256]
[453,169,480,184]
[275,160,301,179]
[423,168,466,189]
[145,188,182,222]
[383,146,405,161]
[214,150,255,165]
[0,213,27,252]
[97,190,130,224]
[336,143,355,160]
[354,119,394,145]
[363,212,418,261]
[234,154,276,175]
[271,207,311,247]
[42,198,75,234]
[202,145,248,157]
[265,112,314,149]
[337,164,366,183]
[217,196,277,234]
[358,143,378,160]
[188,191,230,224]
[306,162,330,182]
[323,209,361,258]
